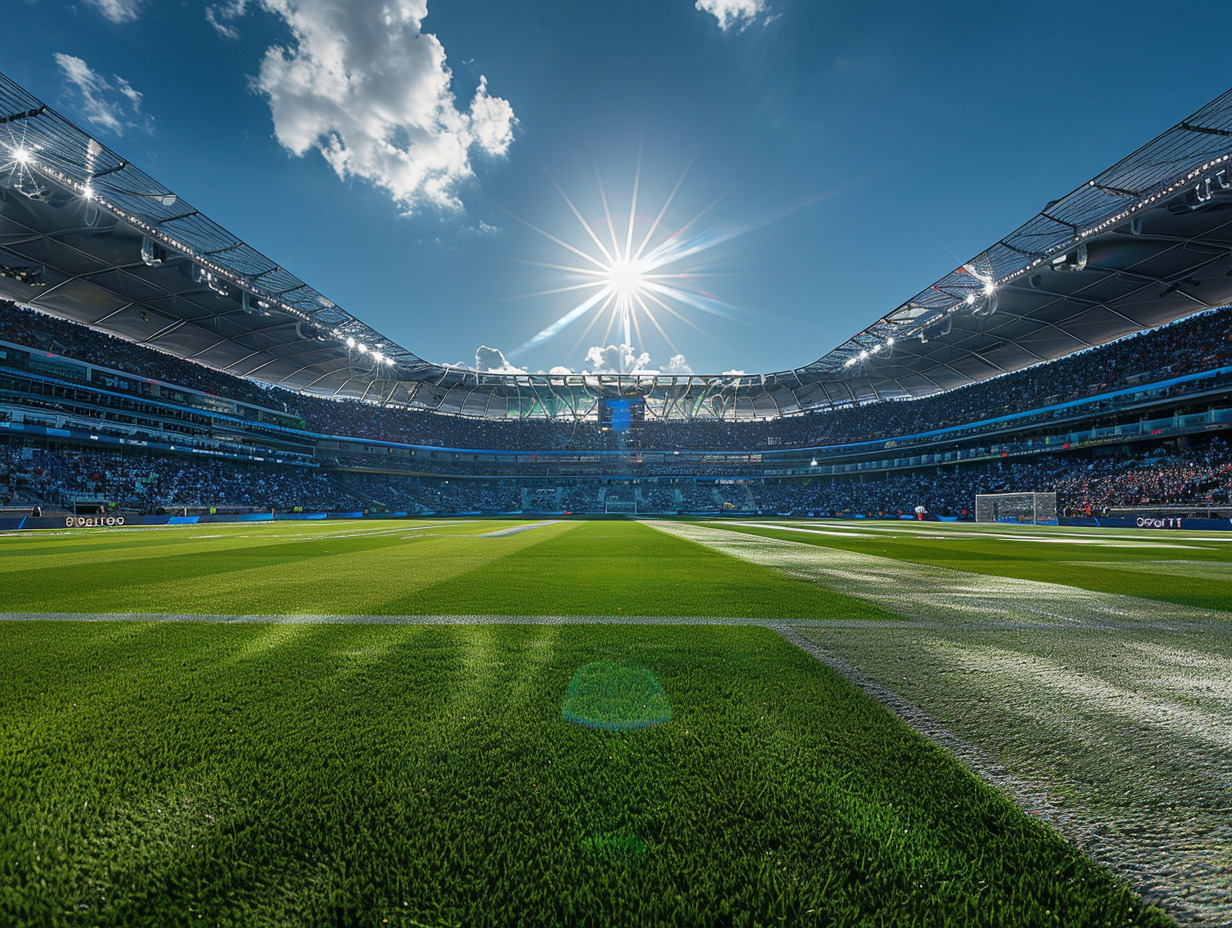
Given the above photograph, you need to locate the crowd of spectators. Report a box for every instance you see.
[4,299,1231,456]
[7,437,1226,517]
[1,442,357,512]
[1052,437,1232,512]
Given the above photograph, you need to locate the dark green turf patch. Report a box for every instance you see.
[0,520,897,620]
[0,622,1170,928]
[394,521,897,619]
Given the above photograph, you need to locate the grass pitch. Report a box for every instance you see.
[0,622,1165,928]
[0,517,1206,926]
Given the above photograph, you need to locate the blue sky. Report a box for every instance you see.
[3,0,1230,375]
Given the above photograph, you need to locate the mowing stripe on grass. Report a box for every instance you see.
[0,622,1173,928]
[652,520,1232,630]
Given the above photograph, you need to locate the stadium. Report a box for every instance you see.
[1,17,1231,928]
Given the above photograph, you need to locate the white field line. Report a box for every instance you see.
[747,518,1232,545]
[724,520,1204,548]
[651,520,1232,630]
[0,612,893,626]
[477,520,565,538]
[708,521,877,539]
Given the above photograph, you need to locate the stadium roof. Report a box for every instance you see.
[3,70,1232,419]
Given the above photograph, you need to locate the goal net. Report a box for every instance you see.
[604,499,638,515]
[975,492,1057,525]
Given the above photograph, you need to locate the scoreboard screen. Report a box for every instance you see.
[600,397,645,432]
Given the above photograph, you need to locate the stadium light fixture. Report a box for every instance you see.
[983,282,996,296]
[886,337,895,346]
[965,293,976,305]
[357,343,367,354]
[346,337,355,347]
[12,147,31,164]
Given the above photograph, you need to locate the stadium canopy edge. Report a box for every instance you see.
[3,71,1232,419]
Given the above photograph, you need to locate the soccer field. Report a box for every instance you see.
[2,518,1229,927]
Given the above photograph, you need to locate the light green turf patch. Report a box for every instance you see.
[0,622,1170,928]
[791,623,1232,926]
[707,519,1232,612]
[0,519,897,620]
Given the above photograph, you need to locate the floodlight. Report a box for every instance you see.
[965,293,976,305]
[346,337,355,347]
[12,147,30,164]
[983,282,996,296]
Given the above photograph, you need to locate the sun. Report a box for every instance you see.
[505,152,738,373]
[607,258,646,298]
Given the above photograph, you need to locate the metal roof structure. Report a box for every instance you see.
[3,70,1232,419]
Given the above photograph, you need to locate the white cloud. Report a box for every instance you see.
[665,354,693,375]
[54,53,153,137]
[206,0,249,38]
[83,0,142,23]
[223,0,515,214]
[469,345,691,376]
[475,345,526,374]
[695,0,769,31]
[584,344,652,375]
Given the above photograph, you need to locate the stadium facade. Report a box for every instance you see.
[1,72,1231,525]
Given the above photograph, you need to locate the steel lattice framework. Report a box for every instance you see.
[3,71,1232,420]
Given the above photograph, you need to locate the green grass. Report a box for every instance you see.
[711,519,1232,613]
[0,520,895,620]
[0,622,1169,928]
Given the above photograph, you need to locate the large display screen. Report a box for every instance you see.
[600,397,645,432]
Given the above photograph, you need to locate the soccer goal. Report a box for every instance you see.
[604,499,638,515]
[975,492,1058,525]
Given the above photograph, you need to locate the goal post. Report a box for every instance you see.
[604,499,638,515]
[975,492,1058,526]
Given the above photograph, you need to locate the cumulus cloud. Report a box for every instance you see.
[665,354,693,375]
[469,345,692,376]
[584,344,652,375]
[218,0,516,214]
[54,53,153,137]
[695,0,769,31]
[475,345,526,374]
[83,0,142,23]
